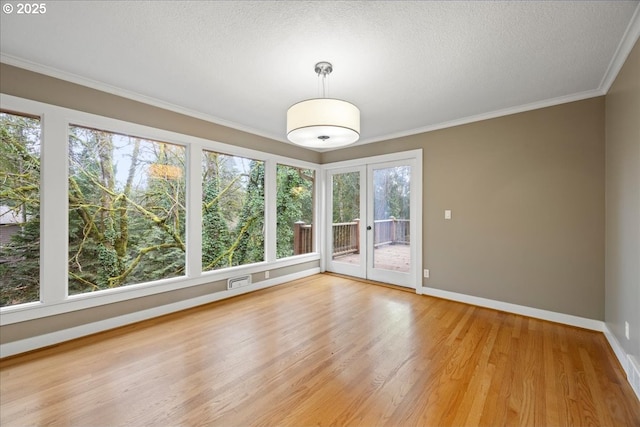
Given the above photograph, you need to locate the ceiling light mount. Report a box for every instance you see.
[314,61,333,76]
[286,61,360,149]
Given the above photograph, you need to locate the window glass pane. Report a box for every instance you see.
[276,164,314,258]
[331,171,360,264]
[202,151,264,270]
[0,112,41,307]
[68,125,186,294]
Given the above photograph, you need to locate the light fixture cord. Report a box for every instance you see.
[317,69,329,99]
[324,71,329,98]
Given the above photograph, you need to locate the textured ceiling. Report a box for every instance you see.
[1,1,639,150]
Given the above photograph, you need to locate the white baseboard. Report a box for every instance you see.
[0,268,320,358]
[421,286,604,331]
[627,355,640,401]
[422,286,640,403]
[603,324,629,370]
[603,324,640,402]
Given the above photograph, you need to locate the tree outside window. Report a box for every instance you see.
[202,151,264,270]
[68,126,186,294]
[0,112,41,307]
[276,164,314,258]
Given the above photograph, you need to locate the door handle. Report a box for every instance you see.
[366,226,372,230]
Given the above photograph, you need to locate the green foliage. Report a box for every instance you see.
[373,166,410,220]
[67,126,186,294]
[230,160,265,266]
[0,112,41,307]
[0,216,40,306]
[202,153,265,270]
[332,172,360,223]
[202,153,231,269]
[97,243,119,286]
[2,113,319,306]
[276,164,314,258]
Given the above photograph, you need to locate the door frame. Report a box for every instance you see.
[322,149,423,292]
[325,165,367,279]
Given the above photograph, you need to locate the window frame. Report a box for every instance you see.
[0,94,320,325]
[67,123,190,294]
[200,149,266,272]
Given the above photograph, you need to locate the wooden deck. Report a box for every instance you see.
[1,274,638,426]
[333,243,411,272]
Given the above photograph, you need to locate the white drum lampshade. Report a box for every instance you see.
[287,98,360,149]
[286,61,360,149]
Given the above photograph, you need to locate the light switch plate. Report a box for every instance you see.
[626,321,630,340]
[444,210,452,220]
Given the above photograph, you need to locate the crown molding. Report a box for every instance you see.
[599,2,640,93]
[0,53,609,152]
[0,53,287,144]
[354,88,604,147]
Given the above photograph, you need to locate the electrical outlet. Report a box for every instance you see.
[423,269,430,278]
[265,271,270,279]
[625,321,630,340]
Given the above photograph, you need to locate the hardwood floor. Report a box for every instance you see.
[1,274,639,426]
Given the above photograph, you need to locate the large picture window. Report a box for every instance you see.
[1,95,325,325]
[276,164,315,258]
[202,150,264,270]
[0,112,41,307]
[68,125,186,294]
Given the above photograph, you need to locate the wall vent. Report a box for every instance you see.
[227,275,252,290]
[628,355,640,401]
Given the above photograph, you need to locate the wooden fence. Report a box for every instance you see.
[293,217,410,256]
[293,221,313,255]
[373,217,410,247]
[332,219,360,256]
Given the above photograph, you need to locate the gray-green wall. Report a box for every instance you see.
[0,63,321,164]
[324,98,606,320]
[605,38,640,362]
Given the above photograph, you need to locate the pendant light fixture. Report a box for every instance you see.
[287,62,360,149]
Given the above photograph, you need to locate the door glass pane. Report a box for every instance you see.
[331,172,360,265]
[373,166,411,272]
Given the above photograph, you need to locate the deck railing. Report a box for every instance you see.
[332,219,360,256]
[374,217,410,247]
[293,217,410,256]
[293,221,313,255]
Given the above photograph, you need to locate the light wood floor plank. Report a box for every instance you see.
[1,273,639,426]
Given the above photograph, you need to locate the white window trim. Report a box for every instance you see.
[0,94,320,324]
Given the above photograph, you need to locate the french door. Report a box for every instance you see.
[326,166,366,279]
[325,153,420,289]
